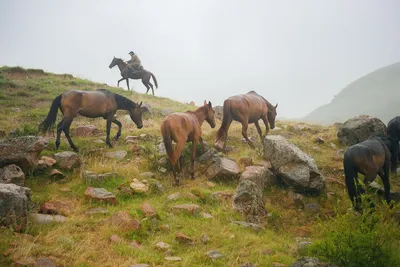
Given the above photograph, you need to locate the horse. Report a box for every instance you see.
[39,89,144,152]
[343,135,393,211]
[214,90,278,152]
[387,116,400,172]
[161,100,216,185]
[109,57,158,95]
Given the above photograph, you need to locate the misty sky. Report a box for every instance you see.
[1,0,400,118]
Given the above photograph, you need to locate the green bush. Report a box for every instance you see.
[304,203,400,267]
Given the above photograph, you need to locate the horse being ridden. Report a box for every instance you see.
[215,90,278,152]
[343,135,392,211]
[161,101,216,185]
[387,116,400,172]
[39,89,144,152]
[109,57,158,95]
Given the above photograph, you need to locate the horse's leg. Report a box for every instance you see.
[261,115,270,137]
[380,162,392,206]
[362,171,378,210]
[117,77,125,87]
[55,118,65,150]
[148,82,154,95]
[190,139,199,179]
[126,79,130,91]
[199,137,205,154]
[173,139,187,185]
[142,80,150,94]
[254,121,263,142]
[112,119,122,140]
[241,120,255,149]
[105,117,113,148]
[62,118,78,152]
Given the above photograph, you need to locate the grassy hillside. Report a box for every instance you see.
[1,66,400,266]
[303,62,400,125]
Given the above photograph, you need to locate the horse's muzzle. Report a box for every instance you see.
[137,125,143,129]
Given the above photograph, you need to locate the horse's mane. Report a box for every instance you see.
[247,90,274,110]
[97,89,135,110]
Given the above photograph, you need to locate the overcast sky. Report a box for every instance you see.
[1,0,399,118]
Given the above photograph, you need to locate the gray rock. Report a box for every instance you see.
[206,157,239,181]
[160,108,173,116]
[0,136,47,173]
[198,148,219,163]
[231,221,264,233]
[85,207,109,215]
[155,241,171,251]
[337,115,387,146]
[29,213,67,224]
[140,172,155,178]
[213,105,223,120]
[240,166,277,188]
[205,250,224,259]
[84,170,119,184]
[171,204,200,215]
[141,103,153,114]
[290,257,337,267]
[54,151,81,170]
[157,142,167,155]
[104,150,127,160]
[0,183,31,231]
[263,135,325,193]
[0,164,25,186]
[84,187,117,205]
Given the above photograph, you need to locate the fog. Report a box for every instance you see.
[1,0,400,118]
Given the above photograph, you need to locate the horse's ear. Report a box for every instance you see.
[139,101,143,108]
[208,101,212,108]
[203,100,207,106]
[275,103,278,109]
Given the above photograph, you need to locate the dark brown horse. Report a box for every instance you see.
[387,116,400,172]
[109,57,158,95]
[39,89,144,152]
[215,91,278,152]
[343,135,392,211]
[161,101,216,185]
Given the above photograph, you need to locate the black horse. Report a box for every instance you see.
[343,135,392,211]
[387,116,400,172]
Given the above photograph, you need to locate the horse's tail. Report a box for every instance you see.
[215,99,231,144]
[161,121,175,165]
[343,151,358,204]
[39,94,62,133]
[151,73,158,88]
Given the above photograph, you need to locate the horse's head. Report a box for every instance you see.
[204,100,216,128]
[268,103,278,129]
[109,57,123,69]
[129,101,144,129]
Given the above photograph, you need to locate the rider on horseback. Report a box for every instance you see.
[126,51,143,74]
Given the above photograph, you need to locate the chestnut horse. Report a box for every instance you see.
[215,91,278,152]
[109,57,158,95]
[39,89,144,152]
[161,101,216,185]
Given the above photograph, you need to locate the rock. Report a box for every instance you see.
[167,192,198,201]
[0,164,25,186]
[125,136,139,143]
[34,257,56,267]
[130,240,143,249]
[370,182,400,202]
[160,108,173,116]
[85,207,109,215]
[337,115,387,146]
[48,169,65,180]
[84,170,119,184]
[93,139,106,144]
[314,137,325,144]
[330,143,337,149]
[12,107,21,112]
[0,183,31,231]
[37,156,56,169]
[231,221,264,233]
[150,181,165,193]
[130,179,149,193]
[140,202,156,217]
[201,212,213,219]
[141,103,153,114]
[156,142,167,155]
[210,191,234,201]
[290,257,337,267]
[54,151,81,170]
[108,211,140,231]
[29,213,67,224]
[72,125,100,137]
[155,241,171,251]
[109,234,122,243]
[0,136,47,173]
[205,250,224,259]
[213,106,223,120]
[171,204,200,215]
[175,232,194,244]
[206,157,240,181]
[139,134,151,141]
[104,150,127,160]
[39,200,72,216]
[263,135,325,193]
[164,257,182,261]
[201,234,209,244]
[240,166,277,188]
[140,172,155,178]
[239,156,253,167]
[84,187,117,205]
[198,148,219,163]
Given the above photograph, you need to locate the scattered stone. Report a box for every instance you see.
[104,150,127,160]
[72,125,100,137]
[38,156,56,169]
[206,157,240,181]
[155,241,171,251]
[0,136,47,173]
[140,172,155,178]
[130,179,149,193]
[337,115,387,146]
[201,212,213,219]
[84,187,117,205]
[34,257,56,267]
[231,221,264,233]
[54,151,81,170]
[205,250,224,259]
[164,256,182,261]
[108,211,140,231]
[0,164,25,186]
[171,204,200,215]
[201,234,209,244]
[198,148,219,163]
[12,107,21,112]
[140,202,156,217]
[93,139,106,144]
[167,192,198,201]
[157,142,167,155]
[263,135,325,193]
[0,183,31,231]
[239,156,253,167]
[48,169,65,180]
[29,213,67,224]
[210,191,234,201]
[290,257,337,267]
[84,170,119,184]
[160,108,173,116]
[109,234,122,243]
[125,135,139,142]
[85,207,109,215]
[39,200,72,216]
[175,232,194,244]
[130,240,143,249]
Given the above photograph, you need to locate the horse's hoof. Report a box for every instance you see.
[113,135,120,141]
[107,143,113,148]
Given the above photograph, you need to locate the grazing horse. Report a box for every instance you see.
[387,116,400,172]
[161,101,216,185]
[214,91,278,152]
[343,135,392,211]
[109,57,158,95]
[39,89,144,152]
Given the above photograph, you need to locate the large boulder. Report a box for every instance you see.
[0,164,25,186]
[0,136,47,173]
[54,151,81,170]
[337,115,387,146]
[0,183,31,231]
[205,157,240,181]
[263,135,325,193]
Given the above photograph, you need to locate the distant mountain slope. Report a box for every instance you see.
[302,62,400,125]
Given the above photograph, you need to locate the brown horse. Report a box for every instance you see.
[161,101,216,185]
[39,89,144,152]
[215,91,278,152]
[109,57,158,95]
